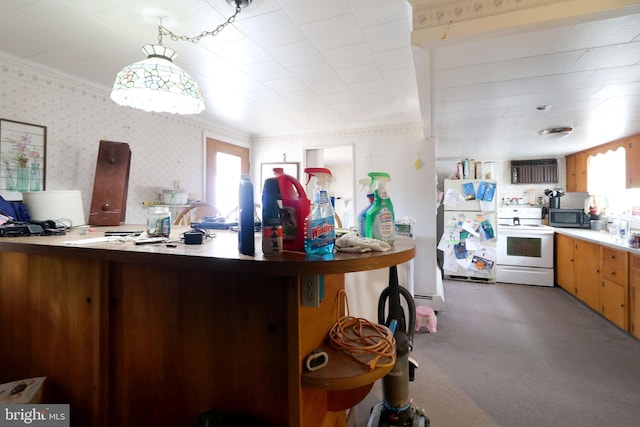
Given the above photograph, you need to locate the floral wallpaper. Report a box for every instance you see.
[0,52,248,224]
[0,120,45,194]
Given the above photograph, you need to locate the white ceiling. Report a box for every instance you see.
[1,0,640,161]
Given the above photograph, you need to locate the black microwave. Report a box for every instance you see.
[549,208,590,228]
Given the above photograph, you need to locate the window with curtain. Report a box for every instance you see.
[587,147,626,214]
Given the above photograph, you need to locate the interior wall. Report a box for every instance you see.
[0,52,439,308]
[252,128,439,304]
[0,53,250,224]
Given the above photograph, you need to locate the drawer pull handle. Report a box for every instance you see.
[610,271,616,276]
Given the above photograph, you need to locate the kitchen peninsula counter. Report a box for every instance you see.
[0,226,415,427]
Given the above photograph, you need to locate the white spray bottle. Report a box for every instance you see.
[357,178,374,237]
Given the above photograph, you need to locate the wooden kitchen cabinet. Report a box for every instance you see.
[574,239,601,311]
[556,234,600,310]
[555,233,575,292]
[625,134,640,188]
[630,254,640,339]
[600,247,628,330]
[574,152,588,192]
[556,233,634,335]
[565,154,577,192]
[564,152,587,193]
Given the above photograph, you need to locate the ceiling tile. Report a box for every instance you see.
[350,80,389,96]
[288,62,338,83]
[265,40,324,68]
[282,90,321,104]
[263,77,308,93]
[205,0,283,21]
[570,42,640,72]
[299,14,365,50]
[373,47,414,71]
[233,10,306,49]
[241,60,291,81]
[553,14,640,52]
[206,37,270,66]
[306,78,350,94]
[591,81,640,98]
[321,43,375,69]
[336,64,383,84]
[382,67,416,86]
[585,64,640,86]
[278,0,351,25]
[362,20,410,53]
[348,0,410,27]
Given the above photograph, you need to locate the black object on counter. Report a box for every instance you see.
[238,175,255,255]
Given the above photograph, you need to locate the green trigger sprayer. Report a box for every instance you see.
[365,172,395,245]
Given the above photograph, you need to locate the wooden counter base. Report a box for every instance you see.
[0,227,415,427]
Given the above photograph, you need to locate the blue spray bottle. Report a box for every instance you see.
[303,167,335,254]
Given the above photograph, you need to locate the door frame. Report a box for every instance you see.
[204,137,250,206]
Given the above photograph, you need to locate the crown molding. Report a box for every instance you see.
[408,0,567,30]
[252,123,424,144]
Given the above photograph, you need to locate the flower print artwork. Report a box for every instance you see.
[0,119,46,193]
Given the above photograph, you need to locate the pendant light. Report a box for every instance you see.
[110,0,251,115]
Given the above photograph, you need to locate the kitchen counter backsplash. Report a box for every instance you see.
[550,192,587,209]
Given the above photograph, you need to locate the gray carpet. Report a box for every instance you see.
[353,280,640,426]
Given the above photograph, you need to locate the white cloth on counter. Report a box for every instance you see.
[335,232,391,252]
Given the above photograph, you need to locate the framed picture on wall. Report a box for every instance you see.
[260,162,299,188]
[0,119,47,200]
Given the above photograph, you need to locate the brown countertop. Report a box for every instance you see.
[0,224,416,276]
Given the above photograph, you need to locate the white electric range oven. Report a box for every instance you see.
[496,207,555,287]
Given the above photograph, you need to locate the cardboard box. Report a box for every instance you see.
[0,377,46,403]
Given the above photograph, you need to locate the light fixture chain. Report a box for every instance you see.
[160,5,242,44]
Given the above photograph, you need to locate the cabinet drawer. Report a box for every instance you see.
[602,247,627,269]
[602,263,627,286]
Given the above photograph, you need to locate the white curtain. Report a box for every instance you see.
[587,147,625,214]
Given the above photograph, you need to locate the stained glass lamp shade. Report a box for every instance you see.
[110,44,205,115]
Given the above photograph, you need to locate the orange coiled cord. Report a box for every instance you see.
[329,289,396,371]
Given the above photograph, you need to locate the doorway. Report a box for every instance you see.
[304,145,355,228]
[205,138,249,219]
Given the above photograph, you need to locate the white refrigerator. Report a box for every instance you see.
[439,179,498,282]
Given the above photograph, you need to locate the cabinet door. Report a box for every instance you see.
[565,155,577,192]
[601,247,628,330]
[630,255,640,339]
[625,134,640,188]
[601,247,628,287]
[574,240,600,311]
[555,234,575,292]
[574,152,588,192]
[601,279,627,330]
